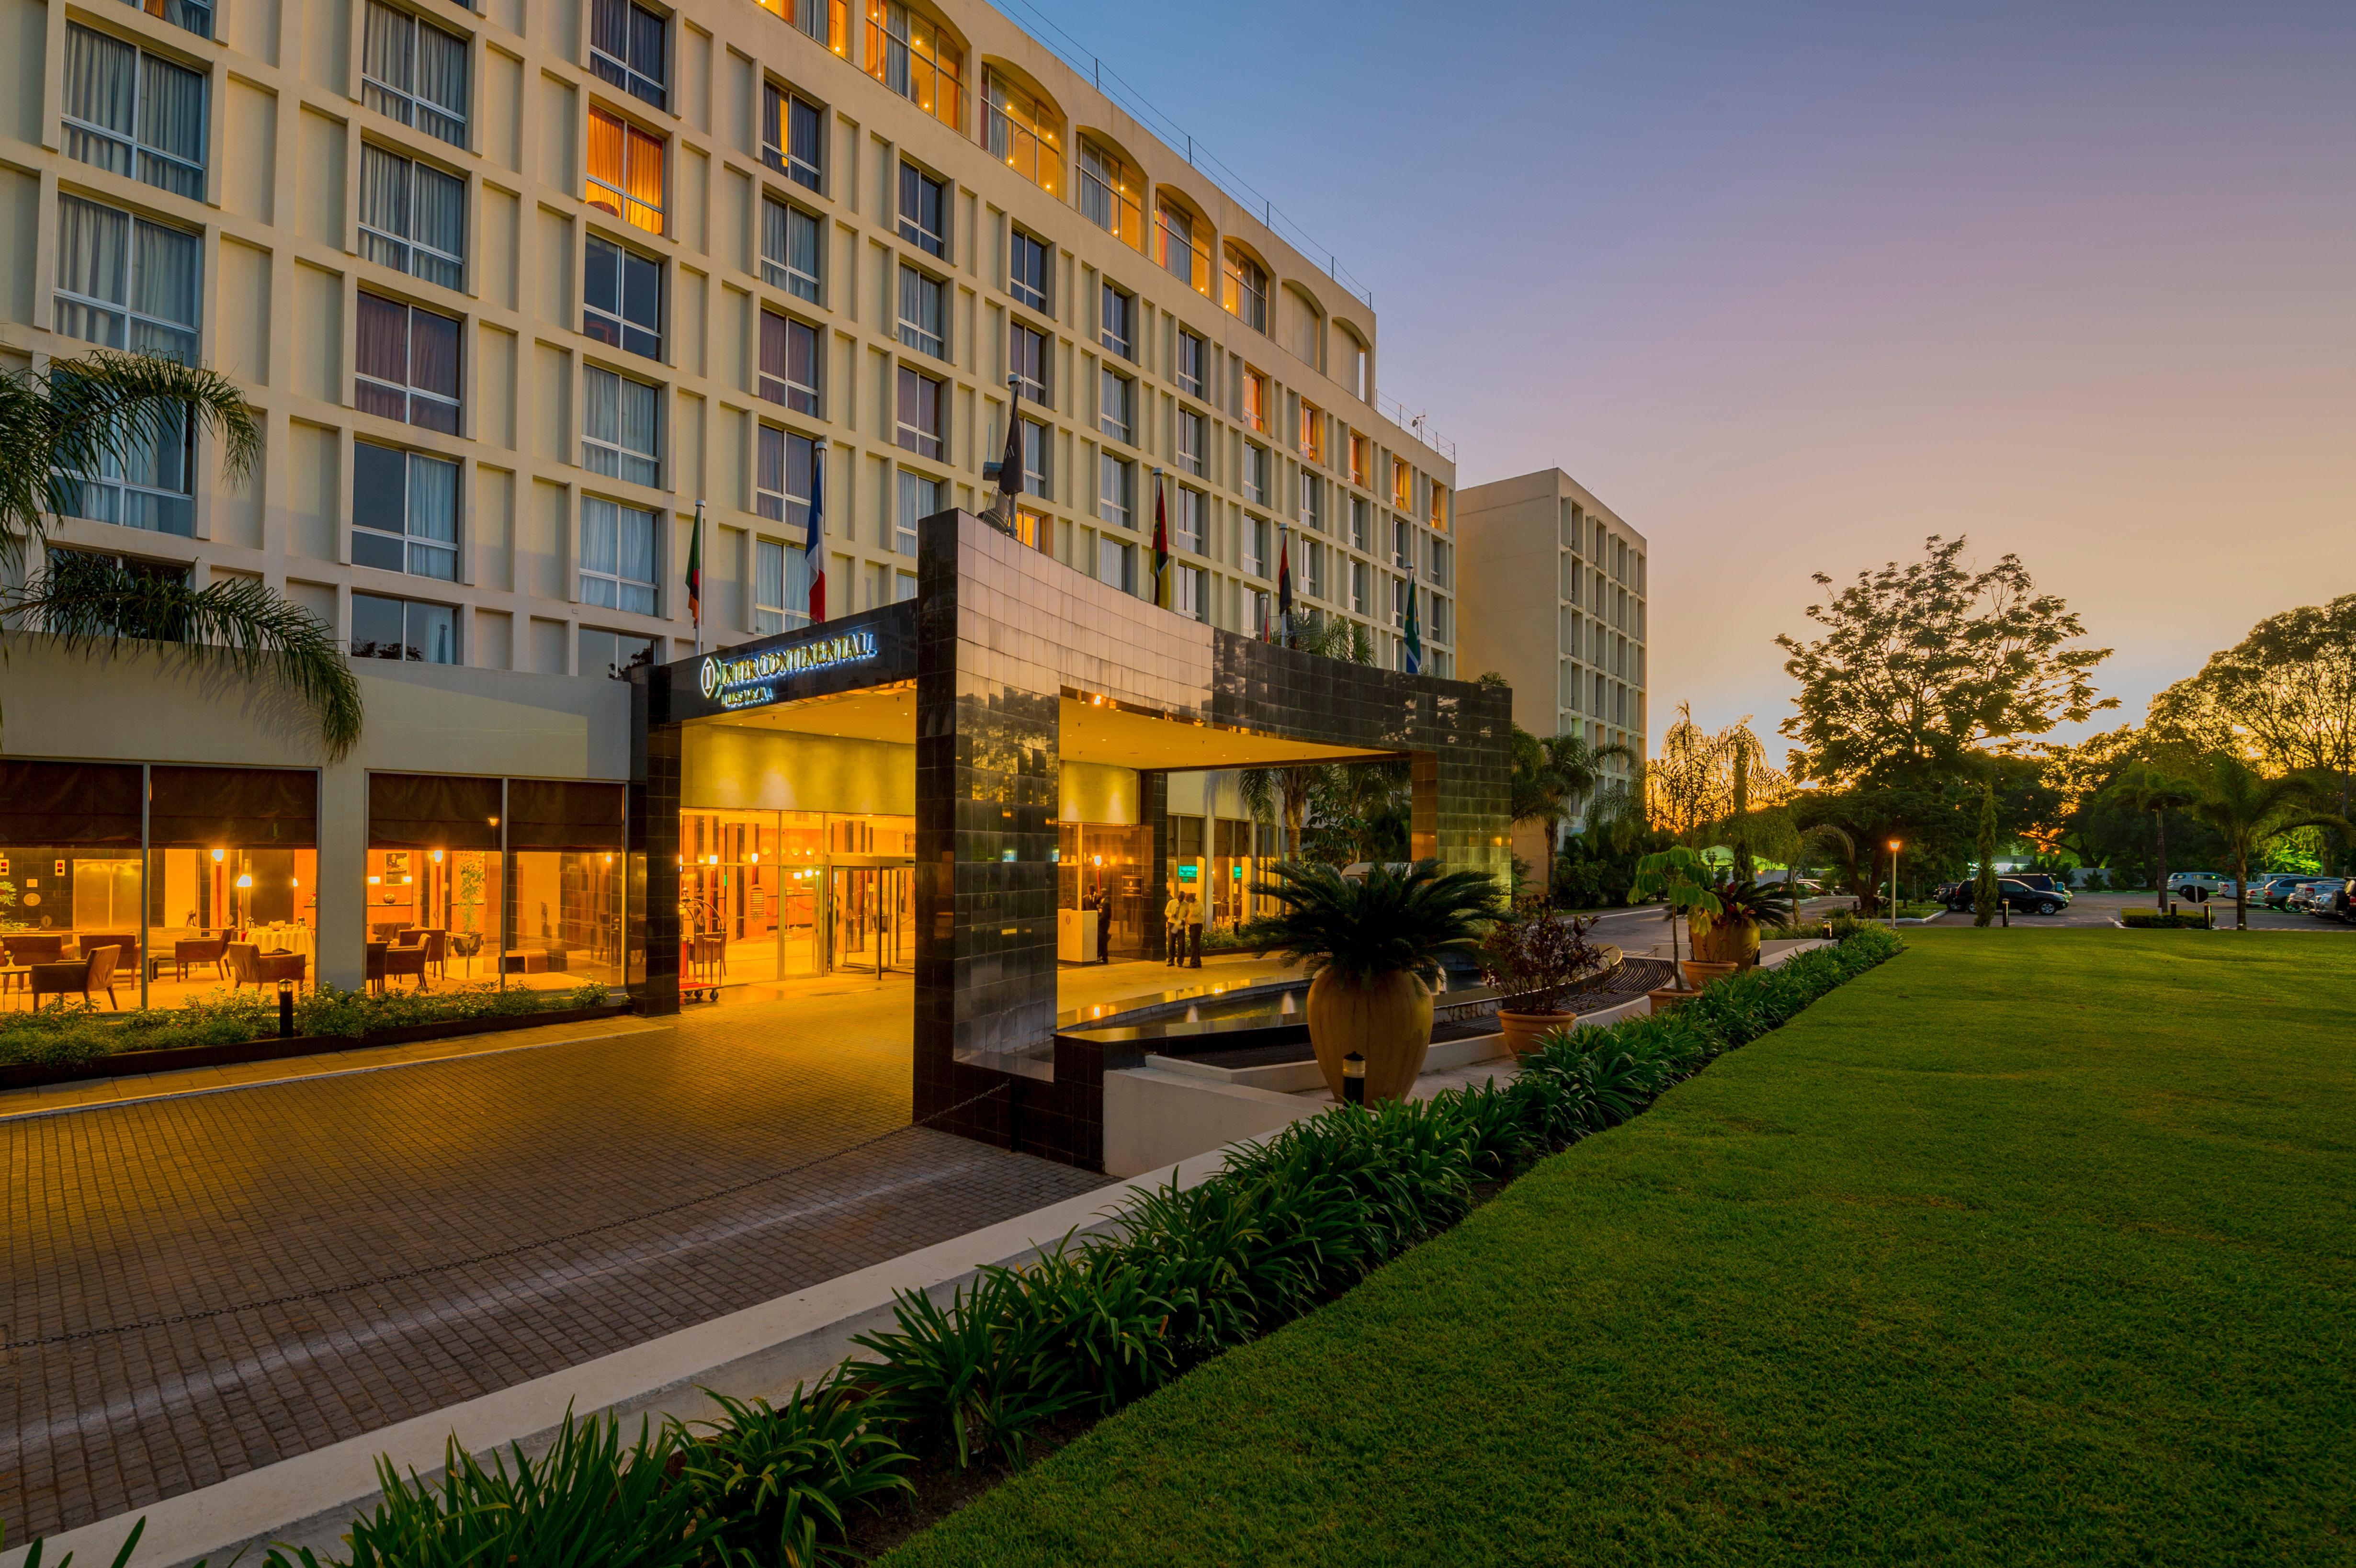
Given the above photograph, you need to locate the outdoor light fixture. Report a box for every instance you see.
[234,873,253,889]
[210,847,226,863]
[277,978,295,1039]
[1888,840,1903,927]
[430,849,444,864]
[1342,1051,1367,1106]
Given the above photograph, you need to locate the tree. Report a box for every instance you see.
[2,350,363,757]
[2108,762,2200,913]
[1777,535,2115,785]
[1630,846,1721,983]
[2180,755,2350,930]
[1973,779,2003,927]
[1508,726,1635,900]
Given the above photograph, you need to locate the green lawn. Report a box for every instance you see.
[884,931,2356,1566]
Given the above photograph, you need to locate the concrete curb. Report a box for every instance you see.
[0,1151,1235,1568]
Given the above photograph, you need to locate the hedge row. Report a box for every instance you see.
[60,929,1903,1568]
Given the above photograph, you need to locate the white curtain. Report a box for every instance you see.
[407,453,460,579]
[358,144,409,268]
[63,26,136,174]
[137,52,207,196]
[130,217,201,359]
[53,195,129,347]
[412,162,464,286]
[362,1,413,108]
[413,20,466,143]
[615,506,657,611]
[617,378,659,486]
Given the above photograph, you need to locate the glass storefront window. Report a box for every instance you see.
[1056,820,1153,959]
[677,810,912,989]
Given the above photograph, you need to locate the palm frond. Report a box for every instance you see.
[1242,859,1505,985]
[7,557,362,759]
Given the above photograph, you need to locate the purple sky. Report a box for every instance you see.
[1031,0,2355,752]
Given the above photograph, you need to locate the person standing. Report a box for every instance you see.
[1163,887,1184,965]
[1185,891,1205,968]
[1093,889,1111,965]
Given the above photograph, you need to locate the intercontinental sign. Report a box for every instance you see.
[697,629,879,710]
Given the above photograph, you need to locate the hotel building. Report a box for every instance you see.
[1456,468,1649,856]
[0,0,1501,1162]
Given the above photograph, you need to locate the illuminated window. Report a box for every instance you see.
[757,0,849,56]
[1078,142,1143,248]
[1428,481,1448,531]
[760,84,825,192]
[865,0,962,130]
[590,0,667,111]
[587,107,665,235]
[1348,432,1368,487]
[1241,367,1267,432]
[1300,399,1324,463]
[759,310,820,415]
[983,70,1058,194]
[1221,244,1268,332]
[356,292,461,433]
[1155,196,1209,293]
[1392,455,1411,511]
[1013,505,1050,550]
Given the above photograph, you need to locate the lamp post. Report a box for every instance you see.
[1888,839,1902,927]
[278,977,295,1039]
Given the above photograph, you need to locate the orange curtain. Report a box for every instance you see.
[586,107,625,216]
[624,124,664,232]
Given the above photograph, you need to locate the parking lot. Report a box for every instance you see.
[1915,889,2356,931]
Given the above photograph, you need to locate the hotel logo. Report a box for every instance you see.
[698,630,879,709]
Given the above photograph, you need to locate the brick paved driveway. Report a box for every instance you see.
[0,992,1105,1541]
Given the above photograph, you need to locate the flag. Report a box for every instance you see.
[1404,581,1423,675]
[1151,470,1170,607]
[804,440,827,624]
[1275,531,1293,637]
[686,499,704,638]
[995,383,1023,517]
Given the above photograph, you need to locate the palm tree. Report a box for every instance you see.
[2108,761,2198,913]
[2182,754,2350,930]
[1,350,363,757]
[1511,728,1635,902]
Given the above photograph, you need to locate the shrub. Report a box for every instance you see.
[2121,909,2210,929]
[848,1269,1087,1470]
[675,1381,913,1568]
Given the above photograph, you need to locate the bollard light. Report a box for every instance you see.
[1342,1050,1366,1106]
[278,977,295,1039]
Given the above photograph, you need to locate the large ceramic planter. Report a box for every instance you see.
[1681,959,1737,990]
[1647,986,1697,1012]
[1307,968,1434,1103]
[1689,916,1761,969]
[1497,1008,1574,1059]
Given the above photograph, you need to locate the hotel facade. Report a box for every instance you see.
[0,0,1617,1160]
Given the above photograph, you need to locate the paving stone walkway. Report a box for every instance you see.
[0,993,1106,1542]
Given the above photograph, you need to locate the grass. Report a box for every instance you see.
[881,929,2356,1566]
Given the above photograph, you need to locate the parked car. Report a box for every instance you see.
[2166,871,2251,903]
[2267,875,2340,909]
[2286,880,2332,914]
[1947,877,2073,915]
[2309,879,2356,923]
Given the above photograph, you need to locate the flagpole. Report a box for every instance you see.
[691,497,706,655]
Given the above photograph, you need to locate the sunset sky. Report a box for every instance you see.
[1038,0,2355,753]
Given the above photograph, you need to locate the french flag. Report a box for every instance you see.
[805,439,827,624]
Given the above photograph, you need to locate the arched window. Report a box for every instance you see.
[983,68,1061,195]
[865,0,962,130]
[1222,242,1269,333]
[1078,138,1143,249]
[1155,193,1210,294]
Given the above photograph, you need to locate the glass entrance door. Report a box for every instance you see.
[828,863,911,976]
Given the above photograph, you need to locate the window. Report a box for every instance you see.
[583,366,661,487]
[352,443,459,579]
[897,161,947,257]
[755,424,817,537]
[1348,432,1368,487]
[1099,282,1133,360]
[1349,558,1369,615]
[1008,320,1048,405]
[896,265,946,358]
[1097,454,1133,529]
[356,292,461,433]
[761,84,825,191]
[1175,329,1206,397]
[760,195,823,304]
[1430,594,1451,644]
[983,70,1058,194]
[359,145,465,290]
[579,497,658,614]
[1339,331,1367,400]
[1078,142,1142,248]
[1300,400,1324,463]
[1427,536,1450,588]
[1243,515,1269,579]
[1155,197,1208,293]
[1349,495,1370,551]
[895,365,943,458]
[1019,417,1050,498]
[1392,456,1412,511]
[584,235,662,359]
[1299,472,1320,533]
[1291,297,1321,369]
[1099,368,1133,444]
[1429,481,1449,531]
[758,312,823,420]
[591,0,667,110]
[752,535,808,634]
[361,1,467,147]
[865,0,962,130]
[1174,485,1205,553]
[125,0,211,43]
[1241,368,1267,431]
[581,626,659,678]
[1221,244,1268,332]
[351,591,456,663]
[1008,229,1050,313]
[1240,442,1267,504]
[1175,563,1205,621]
[53,194,200,362]
[1175,408,1204,476]
[1012,505,1049,550]
[1303,540,1324,600]
[51,200,200,534]
[587,106,664,234]
[1096,535,1133,594]
[1392,516,1411,569]
[762,0,846,54]
[62,25,207,200]
[895,470,938,554]
[1392,575,1406,629]
[1594,672,1606,718]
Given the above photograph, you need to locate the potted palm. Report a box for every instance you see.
[1688,878,1794,970]
[1630,847,1727,1000]
[1245,860,1504,1104]
[1476,901,1607,1057]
